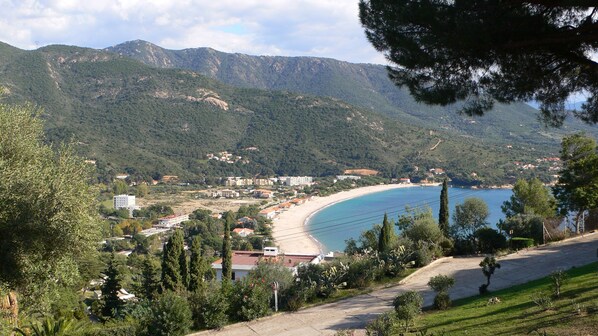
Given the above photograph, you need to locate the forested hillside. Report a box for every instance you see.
[0,42,557,184]
[107,40,597,147]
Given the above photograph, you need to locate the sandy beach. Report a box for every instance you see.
[272,183,421,255]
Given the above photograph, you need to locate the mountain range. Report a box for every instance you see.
[0,40,591,185]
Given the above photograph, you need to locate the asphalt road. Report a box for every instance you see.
[190,232,598,336]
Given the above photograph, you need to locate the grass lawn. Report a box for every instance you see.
[415,262,598,336]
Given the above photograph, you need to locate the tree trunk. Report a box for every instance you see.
[1,291,18,329]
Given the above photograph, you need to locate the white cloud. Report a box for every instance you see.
[0,0,386,64]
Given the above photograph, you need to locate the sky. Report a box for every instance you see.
[0,0,387,64]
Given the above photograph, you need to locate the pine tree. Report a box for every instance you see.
[439,178,450,236]
[161,230,185,291]
[378,213,395,253]
[188,236,211,292]
[221,211,234,285]
[101,253,124,319]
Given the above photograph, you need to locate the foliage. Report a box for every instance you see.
[221,211,234,286]
[498,215,544,244]
[14,316,89,336]
[0,103,100,313]
[365,311,399,336]
[378,213,396,253]
[550,270,567,298]
[147,291,193,336]
[230,277,271,321]
[343,255,378,289]
[393,291,423,331]
[475,227,507,254]
[161,229,186,292]
[189,282,229,330]
[510,237,535,250]
[137,256,161,301]
[101,253,124,319]
[502,178,556,219]
[428,275,455,310]
[480,256,501,293]
[112,180,128,196]
[359,0,598,125]
[553,133,598,233]
[531,291,554,311]
[451,198,490,240]
[188,236,212,292]
[439,178,449,236]
[247,260,294,308]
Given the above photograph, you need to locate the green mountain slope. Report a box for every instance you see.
[0,43,555,184]
[106,40,597,146]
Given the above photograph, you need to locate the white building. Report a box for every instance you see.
[212,247,322,281]
[156,214,190,228]
[113,195,136,209]
[280,176,313,186]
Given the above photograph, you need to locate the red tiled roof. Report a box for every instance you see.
[213,251,318,267]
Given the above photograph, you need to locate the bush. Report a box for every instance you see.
[412,249,432,267]
[433,292,452,310]
[510,237,534,250]
[147,291,192,336]
[550,269,567,298]
[531,291,554,311]
[230,277,271,321]
[475,227,507,253]
[366,312,399,336]
[189,283,229,329]
[393,291,423,331]
[344,256,377,289]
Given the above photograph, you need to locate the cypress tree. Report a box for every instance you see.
[140,256,161,301]
[101,253,124,319]
[221,211,234,284]
[161,230,185,291]
[188,236,211,292]
[439,178,450,236]
[378,213,395,253]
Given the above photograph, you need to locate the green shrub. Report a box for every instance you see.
[189,282,229,329]
[147,291,192,336]
[412,249,432,267]
[344,256,377,289]
[475,227,507,253]
[230,278,271,321]
[433,292,452,310]
[510,237,534,249]
[531,291,554,311]
[393,291,423,331]
[366,312,399,336]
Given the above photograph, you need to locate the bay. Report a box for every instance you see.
[307,186,512,252]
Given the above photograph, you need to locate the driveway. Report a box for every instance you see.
[189,232,598,336]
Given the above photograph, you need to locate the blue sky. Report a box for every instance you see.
[0,0,387,64]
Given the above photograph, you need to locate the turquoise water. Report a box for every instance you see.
[307,186,512,252]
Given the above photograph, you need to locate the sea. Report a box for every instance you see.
[306,186,512,253]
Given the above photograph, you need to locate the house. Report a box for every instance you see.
[253,189,273,198]
[399,178,411,184]
[232,228,254,237]
[213,189,239,198]
[237,216,256,227]
[336,175,361,181]
[156,214,190,228]
[211,247,322,281]
[115,174,129,180]
[161,175,179,183]
[258,207,279,220]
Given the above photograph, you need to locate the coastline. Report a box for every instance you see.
[272,183,426,255]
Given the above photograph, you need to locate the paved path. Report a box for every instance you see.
[190,232,598,336]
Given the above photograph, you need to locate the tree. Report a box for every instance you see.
[393,291,423,331]
[452,198,490,240]
[359,1,598,126]
[147,291,193,336]
[221,211,234,285]
[378,213,395,253]
[112,179,129,195]
[553,133,598,233]
[0,103,100,312]
[479,256,501,294]
[101,253,124,319]
[135,183,149,198]
[502,178,556,219]
[188,236,212,292]
[439,178,450,236]
[428,274,456,310]
[550,269,567,298]
[139,256,161,301]
[161,230,186,291]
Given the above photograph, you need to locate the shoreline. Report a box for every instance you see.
[272,183,430,255]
